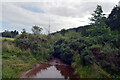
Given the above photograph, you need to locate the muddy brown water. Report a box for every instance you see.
[20,58,79,79]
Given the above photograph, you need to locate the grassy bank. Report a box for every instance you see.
[2,38,49,78]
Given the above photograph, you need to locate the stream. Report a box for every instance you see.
[20,58,79,79]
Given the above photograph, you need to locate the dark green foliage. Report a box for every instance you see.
[52,25,92,37]
[106,6,120,30]
[21,29,26,34]
[15,33,52,60]
[60,29,66,36]
[50,5,120,78]
[2,30,19,38]
[32,25,43,34]
[89,5,107,27]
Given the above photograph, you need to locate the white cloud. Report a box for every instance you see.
[1,0,119,33]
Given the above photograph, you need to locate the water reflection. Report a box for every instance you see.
[30,66,64,78]
[20,58,78,79]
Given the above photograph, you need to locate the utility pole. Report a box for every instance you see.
[48,17,50,35]
[48,16,51,39]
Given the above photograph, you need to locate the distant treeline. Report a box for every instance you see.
[1,30,19,38]
[52,5,120,36]
[52,25,92,36]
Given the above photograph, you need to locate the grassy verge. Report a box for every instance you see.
[2,39,47,78]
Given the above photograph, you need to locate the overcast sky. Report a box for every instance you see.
[0,0,119,34]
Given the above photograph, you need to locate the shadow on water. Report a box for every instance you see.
[20,58,79,79]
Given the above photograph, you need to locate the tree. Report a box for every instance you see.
[2,30,19,38]
[60,29,66,36]
[32,25,43,34]
[2,31,12,38]
[11,30,19,38]
[106,6,120,30]
[90,5,106,27]
[64,30,81,39]
[21,29,26,34]
[106,5,120,48]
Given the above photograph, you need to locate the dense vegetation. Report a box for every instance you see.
[2,27,53,78]
[2,5,120,78]
[52,5,120,78]
[1,30,19,38]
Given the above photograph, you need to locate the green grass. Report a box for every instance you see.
[2,40,46,78]
[2,55,35,78]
